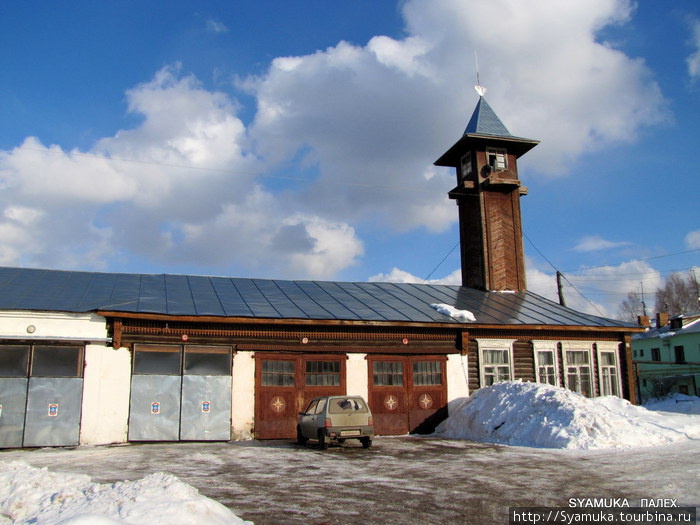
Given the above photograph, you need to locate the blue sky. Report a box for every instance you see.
[0,0,698,319]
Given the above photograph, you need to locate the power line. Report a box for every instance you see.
[564,267,698,282]
[523,232,606,316]
[423,240,460,282]
[561,249,700,274]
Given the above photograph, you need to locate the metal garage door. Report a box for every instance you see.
[128,344,232,442]
[254,354,346,439]
[368,355,447,436]
[0,344,84,448]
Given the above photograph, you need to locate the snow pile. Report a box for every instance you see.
[644,393,700,415]
[434,381,700,449]
[0,462,251,525]
[430,303,476,322]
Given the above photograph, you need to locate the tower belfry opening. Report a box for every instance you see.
[434,92,539,292]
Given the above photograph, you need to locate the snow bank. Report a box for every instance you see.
[0,462,251,525]
[429,303,475,322]
[435,381,700,449]
[644,393,700,415]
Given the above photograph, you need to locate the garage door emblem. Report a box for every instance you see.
[419,394,433,409]
[271,396,286,413]
[384,395,398,411]
[151,402,161,415]
[48,404,58,417]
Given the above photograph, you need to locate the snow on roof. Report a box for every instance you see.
[434,381,700,449]
[0,462,250,524]
[430,303,476,322]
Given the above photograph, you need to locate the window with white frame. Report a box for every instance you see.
[563,343,593,397]
[532,341,559,386]
[597,343,622,397]
[477,339,515,387]
[486,147,507,171]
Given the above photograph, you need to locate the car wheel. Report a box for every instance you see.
[297,426,308,445]
[360,436,372,449]
[318,430,329,450]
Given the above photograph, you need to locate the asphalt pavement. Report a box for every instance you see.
[1,437,698,524]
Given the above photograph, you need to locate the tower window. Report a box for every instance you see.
[486,148,507,171]
[460,152,472,180]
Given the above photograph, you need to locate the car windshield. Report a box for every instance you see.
[328,398,368,414]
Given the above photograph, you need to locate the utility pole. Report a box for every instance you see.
[556,271,566,307]
[640,281,647,317]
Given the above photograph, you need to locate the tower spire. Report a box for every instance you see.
[474,51,487,97]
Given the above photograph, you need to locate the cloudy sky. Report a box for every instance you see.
[1,0,698,319]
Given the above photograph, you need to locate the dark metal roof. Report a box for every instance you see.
[464,97,512,137]
[0,267,637,329]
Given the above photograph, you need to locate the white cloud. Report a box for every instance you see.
[547,260,662,318]
[369,267,461,284]
[280,215,365,278]
[247,0,667,224]
[688,18,700,80]
[685,229,700,249]
[0,67,360,278]
[206,19,229,34]
[573,235,632,252]
[0,0,670,279]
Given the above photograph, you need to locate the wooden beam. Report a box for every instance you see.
[98,310,643,333]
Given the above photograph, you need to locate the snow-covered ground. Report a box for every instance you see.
[1,382,698,524]
[0,462,251,525]
[435,381,700,449]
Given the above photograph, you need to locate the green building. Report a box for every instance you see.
[632,312,700,403]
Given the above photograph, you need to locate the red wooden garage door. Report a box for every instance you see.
[254,354,346,439]
[368,356,447,436]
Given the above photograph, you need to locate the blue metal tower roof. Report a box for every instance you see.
[464,97,512,137]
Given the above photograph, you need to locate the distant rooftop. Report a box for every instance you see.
[634,312,700,340]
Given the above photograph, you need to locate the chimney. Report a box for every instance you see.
[656,312,669,328]
[637,315,650,327]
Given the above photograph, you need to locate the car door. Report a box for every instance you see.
[299,399,319,439]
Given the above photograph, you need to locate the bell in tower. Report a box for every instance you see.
[434,87,539,292]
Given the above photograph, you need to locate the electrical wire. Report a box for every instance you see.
[523,231,606,316]
[423,240,460,282]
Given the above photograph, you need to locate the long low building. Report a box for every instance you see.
[0,93,643,448]
[0,267,638,447]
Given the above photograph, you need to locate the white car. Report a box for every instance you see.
[297,395,374,449]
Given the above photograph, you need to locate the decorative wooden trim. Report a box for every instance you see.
[113,318,122,349]
[98,310,643,334]
[460,331,470,356]
[237,343,455,355]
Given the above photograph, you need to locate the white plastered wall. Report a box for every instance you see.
[346,353,368,399]
[80,344,131,445]
[446,353,470,414]
[0,311,107,340]
[231,351,255,440]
